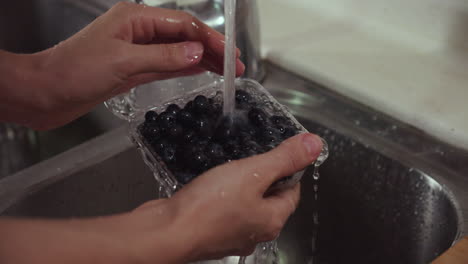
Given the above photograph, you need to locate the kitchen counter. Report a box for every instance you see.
[258,0,468,150]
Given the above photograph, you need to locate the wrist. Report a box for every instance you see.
[0,50,51,126]
[122,199,197,264]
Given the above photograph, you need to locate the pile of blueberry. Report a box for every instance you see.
[139,90,300,184]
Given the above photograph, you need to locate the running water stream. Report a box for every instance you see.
[221,1,328,263]
[222,0,237,118]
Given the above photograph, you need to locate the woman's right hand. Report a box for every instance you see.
[0,133,323,264]
[132,133,323,262]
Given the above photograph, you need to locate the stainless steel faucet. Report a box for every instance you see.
[136,0,265,81]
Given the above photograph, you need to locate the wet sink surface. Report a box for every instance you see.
[281,118,460,263]
[1,64,466,264]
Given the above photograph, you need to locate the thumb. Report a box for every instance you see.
[222,133,323,192]
[126,41,204,75]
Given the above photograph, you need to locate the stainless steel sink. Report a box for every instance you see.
[0,0,125,169]
[1,64,466,264]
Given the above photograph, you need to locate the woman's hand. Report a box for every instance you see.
[0,2,244,130]
[0,134,322,264]
[129,133,323,263]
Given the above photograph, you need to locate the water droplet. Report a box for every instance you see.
[313,166,320,180]
[191,21,200,29]
[165,17,179,23]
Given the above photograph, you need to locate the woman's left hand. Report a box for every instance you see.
[0,2,244,130]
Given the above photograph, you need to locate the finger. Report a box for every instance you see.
[236,59,246,77]
[199,51,224,75]
[201,50,245,76]
[229,133,323,193]
[266,183,301,217]
[116,68,207,93]
[258,184,301,242]
[114,3,241,58]
[126,41,204,74]
[148,37,241,59]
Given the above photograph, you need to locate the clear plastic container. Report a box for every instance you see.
[106,78,329,264]
[128,78,328,194]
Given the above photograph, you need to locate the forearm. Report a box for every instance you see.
[0,201,194,264]
[0,217,134,264]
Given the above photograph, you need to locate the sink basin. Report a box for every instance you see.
[1,64,466,264]
[281,118,460,263]
[0,0,124,168]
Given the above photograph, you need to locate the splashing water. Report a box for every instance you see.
[223,0,237,117]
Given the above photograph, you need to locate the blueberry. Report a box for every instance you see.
[209,104,223,119]
[145,111,158,123]
[223,139,240,154]
[206,143,225,159]
[141,125,160,142]
[227,146,242,160]
[263,135,280,146]
[248,108,269,127]
[193,95,209,114]
[238,131,253,143]
[235,90,252,106]
[167,124,184,139]
[234,149,249,159]
[244,140,262,153]
[188,152,210,173]
[276,124,287,135]
[270,115,288,125]
[213,103,223,114]
[166,104,181,115]
[182,129,197,143]
[194,116,213,138]
[151,138,172,155]
[157,111,176,128]
[175,171,196,185]
[241,125,257,138]
[194,139,210,150]
[161,145,177,164]
[283,127,298,139]
[176,110,195,127]
[263,126,282,138]
[184,101,195,112]
[214,117,238,141]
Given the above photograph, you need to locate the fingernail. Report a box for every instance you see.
[302,133,322,156]
[185,42,204,63]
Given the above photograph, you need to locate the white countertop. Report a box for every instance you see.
[257,0,468,150]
